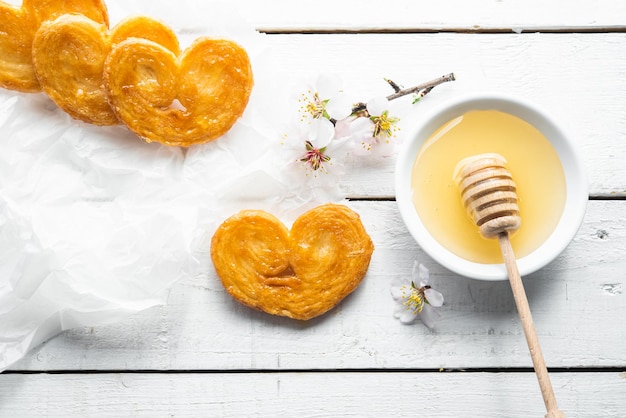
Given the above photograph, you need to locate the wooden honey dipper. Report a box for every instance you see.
[454,153,565,418]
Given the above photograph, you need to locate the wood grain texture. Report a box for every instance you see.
[214,0,626,32]
[0,371,624,417]
[8,200,625,372]
[97,0,626,33]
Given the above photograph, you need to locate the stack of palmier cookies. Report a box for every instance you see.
[0,0,254,146]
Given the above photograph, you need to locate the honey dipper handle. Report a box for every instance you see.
[498,233,565,418]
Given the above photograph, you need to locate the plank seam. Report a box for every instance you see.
[260,27,626,35]
[3,367,625,375]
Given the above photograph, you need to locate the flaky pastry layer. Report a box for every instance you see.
[0,0,109,92]
[211,204,375,320]
[104,36,254,146]
[32,13,180,125]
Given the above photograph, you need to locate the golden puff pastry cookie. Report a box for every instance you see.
[32,14,180,125]
[0,0,108,92]
[211,204,374,320]
[104,36,253,146]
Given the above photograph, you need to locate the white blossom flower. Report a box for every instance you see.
[391,260,444,328]
[299,118,334,171]
[350,96,400,156]
[297,74,353,123]
[281,118,352,177]
[285,74,455,178]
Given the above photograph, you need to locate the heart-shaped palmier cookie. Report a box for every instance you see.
[33,14,180,125]
[104,36,253,146]
[211,204,375,320]
[0,0,108,92]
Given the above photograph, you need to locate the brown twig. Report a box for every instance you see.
[387,72,455,101]
[351,72,456,114]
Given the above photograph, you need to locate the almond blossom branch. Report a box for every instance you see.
[291,71,456,174]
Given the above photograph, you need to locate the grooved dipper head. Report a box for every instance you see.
[453,153,521,239]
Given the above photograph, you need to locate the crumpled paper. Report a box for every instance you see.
[0,0,343,371]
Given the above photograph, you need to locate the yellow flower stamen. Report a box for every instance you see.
[298,90,327,121]
[371,110,399,141]
[400,284,425,315]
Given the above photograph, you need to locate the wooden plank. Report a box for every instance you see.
[8,200,625,372]
[204,0,626,32]
[0,371,624,417]
[70,0,626,33]
[254,33,626,198]
[9,0,625,31]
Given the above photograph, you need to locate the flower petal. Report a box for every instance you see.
[349,116,374,135]
[366,96,390,116]
[390,276,411,298]
[308,118,335,148]
[424,288,444,307]
[316,73,342,98]
[412,260,429,284]
[327,135,355,160]
[390,285,406,301]
[346,117,376,156]
[419,304,441,329]
[418,263,429,281]
[332,118,352,139]
[366,135,397,157]
[394,305,418,324]
[326,94,353,120]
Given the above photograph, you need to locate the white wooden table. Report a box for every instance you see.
[1,1,626,417]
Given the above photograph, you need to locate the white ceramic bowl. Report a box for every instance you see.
[395,93,588,280]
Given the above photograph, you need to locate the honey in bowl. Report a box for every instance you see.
[411,110,566,264]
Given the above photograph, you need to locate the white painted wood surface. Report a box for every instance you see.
[1,372,625,417]
[1,0,625,417]
[8,200,626,371]
[228,0,626,32]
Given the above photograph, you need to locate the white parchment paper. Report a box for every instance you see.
[0,0,343,371]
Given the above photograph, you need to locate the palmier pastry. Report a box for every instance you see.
[104,36,253,146]
[0,0,108,92]
[211,204,374,320]
[32,14,180,125]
